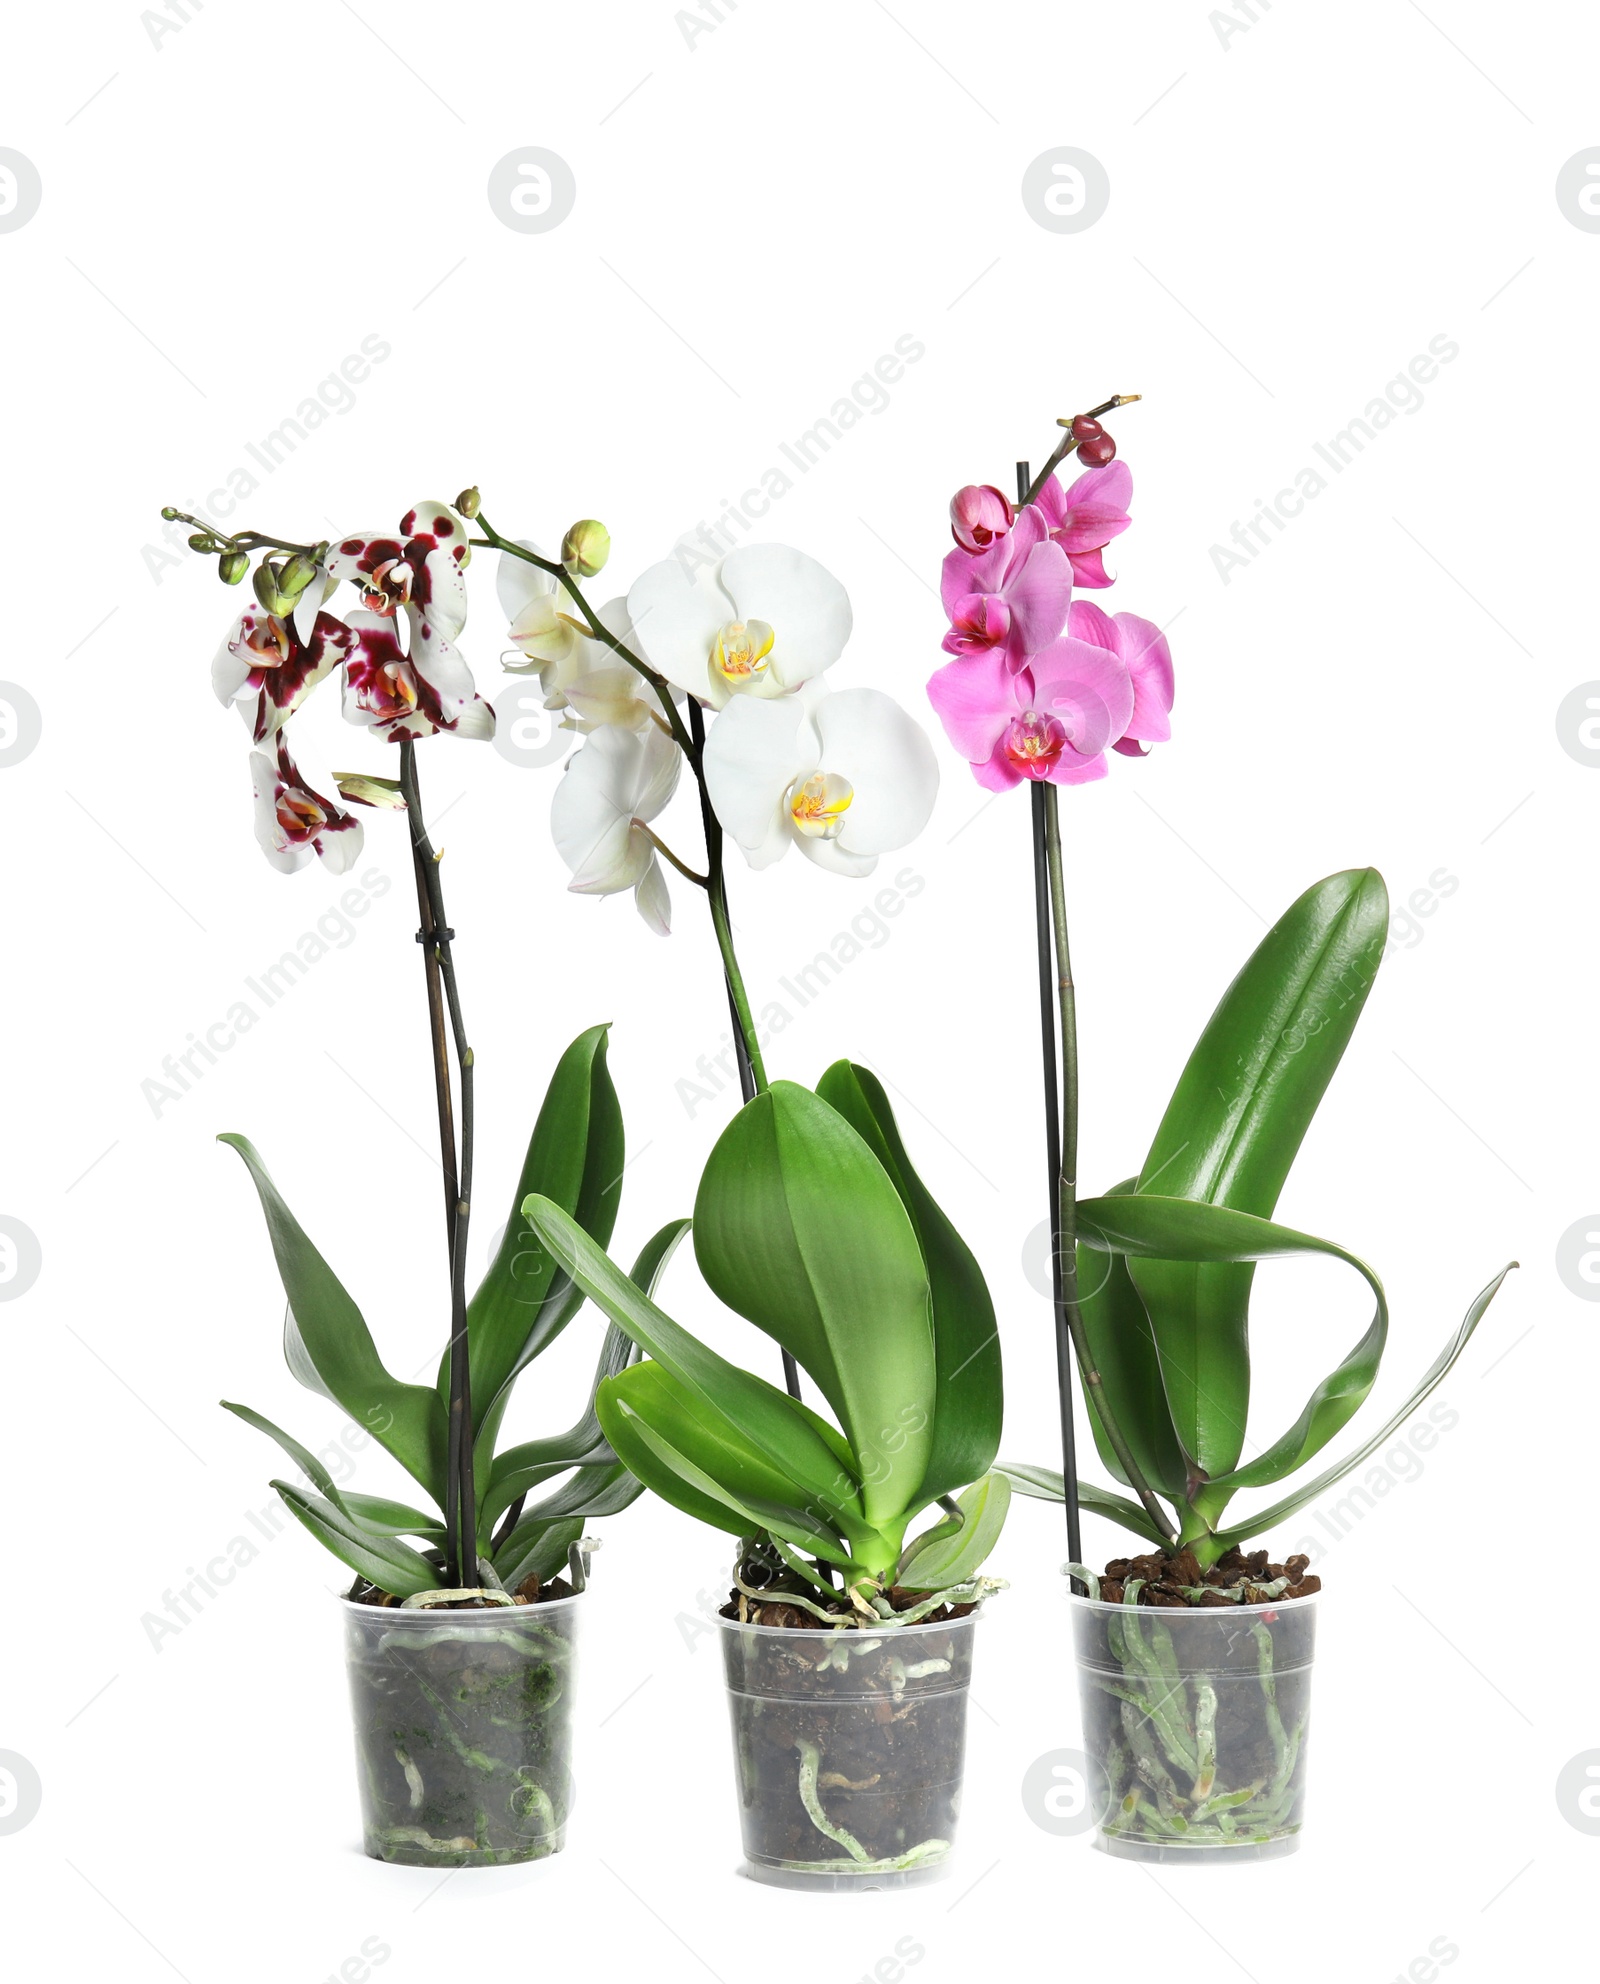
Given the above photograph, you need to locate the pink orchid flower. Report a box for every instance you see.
[940,505,1073,665]
[249,735,363,874]
[1034,462,1133,589]
[927,637,1134,792]
[213,600,355,743]
[1069,600,1174,756]
[950,484,1014,554]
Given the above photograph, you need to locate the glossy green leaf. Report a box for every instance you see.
[492,1459,642,1591]
[815,1061,1001,1504]
[1079,1193,1388,1510]
[1208,1262,1515,1552]
[1075,1185,1189,1502]
[479,1222,687,1534]
[222,1400,446,1542]
[896,1472,1011,1589]
[1129,869,1389,1475]
[693,1081,935,1528]
[995,1463,1170,1548]
[463,1024,626,1468]
[272,1480,442,1595]
[520,1195,864,1525]
[598,1361,853,1559]
[596,1387,857,1566]
[218,1136,446,1501]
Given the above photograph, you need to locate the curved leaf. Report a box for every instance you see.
[1208,1262,1516,1552]
[897,1472,1010,1589]
[272,1480,442,1595]
[815,1061,1002,1503]
[218,1136,446,1501]
[464,1024,626,1466]
[1129,869,1389,1475]
[479,1220,688,1533]
[1078,1193,1388,1515]
[491,1459,642,1591]
[1076,1186,1189,1501]
[596,1387,856,1566]
[996,1463,1169,1547]
[693,1081,935,1529]
[222,1400,445,1541]
[520,1195,864,1525]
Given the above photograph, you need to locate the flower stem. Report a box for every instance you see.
[1039,778,1175,1548]
[1021,395,1141,506]
[397,738,478,1587]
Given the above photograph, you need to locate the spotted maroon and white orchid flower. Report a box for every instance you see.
[213,600,355,744]
[249,735,364,875]
[550,722,681,935]
[327,499,471,640]
[626,543,852,709]
[704,685,938,878]
[341,610,494,743]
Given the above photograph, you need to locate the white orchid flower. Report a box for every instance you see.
[497,544,660,735]
[626,542,851,709]
[550,722,682,935]
[249,736,363,875]
[703,685,938,877]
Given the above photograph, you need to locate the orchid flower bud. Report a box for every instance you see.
[455,486,481,519]
[950,484,1014,554]
[218,549,249,585]
[562,519,610,578]
[278,552,320,598]
[252,560,297,616]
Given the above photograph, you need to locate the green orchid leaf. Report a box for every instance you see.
[1078,1193,1388,1514]
[896,1472,1011,1589]
[692,1080,936,1529]
[1128,869,1389,1477]
[480,1221,689,1534]
[463,1024,626,1468]
[815,1061,1002,1504]
[492,1459,642,1592]
[596,1388,856,1567]
[995,1463,1171,1549]
[598,1360,850,1557]
[339,1493,447,1542]
[1207,1263,1515,1552]
[272,1480,442,1595]
[521,1195,864,1526]
[1076,1184,1189,1502]
[495,1521,584,1591]
[218,1136,446,1501]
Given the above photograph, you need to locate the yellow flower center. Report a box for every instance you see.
[712,618,775,689]
[788,771,854,840]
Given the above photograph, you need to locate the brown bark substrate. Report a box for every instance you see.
[1100,1546,1321,1607]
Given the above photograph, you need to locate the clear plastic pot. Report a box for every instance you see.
[718,1611,980,1890]
[342,1593,580,1867]
[1069,1589,1317,1862]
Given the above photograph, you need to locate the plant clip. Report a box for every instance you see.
[415,925,456,946]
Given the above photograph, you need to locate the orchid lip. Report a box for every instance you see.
[712,618,775,688]
[787,770,854,840]
[1004,710,1071,776]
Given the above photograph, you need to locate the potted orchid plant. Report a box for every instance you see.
[457,495,1008,1885]
[165,496,658,1865]
[923,408,1514,1859]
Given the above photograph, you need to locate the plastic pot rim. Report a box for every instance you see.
[713,1602,986,1640]
[1063,1585,1317,1621]
[337,1588,586,1621]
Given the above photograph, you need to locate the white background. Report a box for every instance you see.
[1,1,1593,1977]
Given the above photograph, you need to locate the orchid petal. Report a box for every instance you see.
[702,693,818,860]
[810,688,939,857]
[720,543,852,692]
[635,852,672,936]
[926,649,1018,765]
[626,552,731,700]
